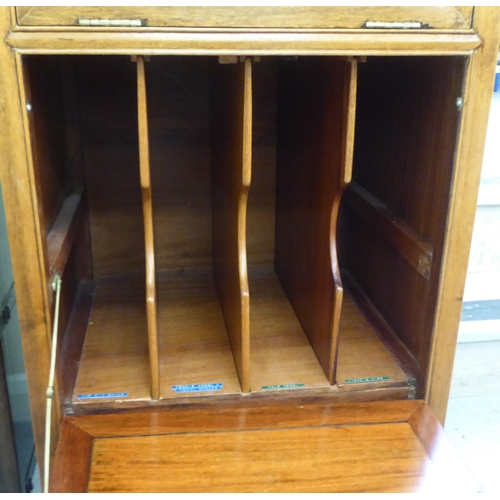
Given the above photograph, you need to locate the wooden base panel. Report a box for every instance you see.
[73,276,151,404]
[157,270,242,398]
[51,400,482,493]
[336,291,410,390]
[249,268,329,392]
[71,270,414,409]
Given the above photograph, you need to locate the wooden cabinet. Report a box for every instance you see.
[0,6,498,492]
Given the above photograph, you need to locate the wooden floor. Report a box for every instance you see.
[51,400,482,493]
[73,271,410,406]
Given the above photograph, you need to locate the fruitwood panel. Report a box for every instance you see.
[50,401,481,493]
[275,57,351,383]
[6,31,482,57]
[0,8,60,476]
[247,58,277,267]
[343,182,434,279]
[157,270,241,398]
[426,7,500,422]
[147,57,212,272]
[78,56,145,277]
[73,277,151,404]
[211,58,252,392]
[341,56,465,387]
[249,269,330,392]
[16,7,473,30]
[136,56,159,400]
[336,291,408,389]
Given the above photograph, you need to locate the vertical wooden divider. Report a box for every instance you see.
[136,56,160,400]
[211,58,252,392]
[275,57,357,384]
[329,57,358,384]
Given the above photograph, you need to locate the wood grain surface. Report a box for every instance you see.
[337,290,409,389]
[211,58,252,392]
[136,55,160,400]
[343,182,434,279]
[73,276,151,404]
[50,420,93,493]
[0,8,60,476]
[49,400,482,493]
[6,31,481,56]
[275,57,349,383]
[249,268,330,392]
[339,55,466,392]
[15,6,474,30]
[157,270,242,398]
[426,6,500,422]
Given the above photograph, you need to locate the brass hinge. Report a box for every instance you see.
[77,18,144,27]
[364,21,424,29]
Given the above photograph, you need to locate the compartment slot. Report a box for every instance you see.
[249,269,330,391]
[211,58,252,392]
[339,57,465,383]
[336,290,410,389]
[73,56,150,405]
[73,277,151,404]
[274,57,356,384]
[158,271,242,398]
[146,57,243,398]
[136,56,160,400]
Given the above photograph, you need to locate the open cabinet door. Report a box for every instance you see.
[49,400,482,493]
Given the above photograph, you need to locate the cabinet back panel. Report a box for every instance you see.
[79,56,145,277]
[341,57,465,380]
[146,57,213,272]
[247,58,278,268]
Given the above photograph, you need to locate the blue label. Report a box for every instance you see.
[172,383,223,393]
[77,392,129,399]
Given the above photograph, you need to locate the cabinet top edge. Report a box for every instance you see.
[5,30,482,56]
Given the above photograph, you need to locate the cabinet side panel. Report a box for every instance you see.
[275,57,347,382]
[0,7,58,480]
[427,7,500,422]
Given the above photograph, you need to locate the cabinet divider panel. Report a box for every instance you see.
[136,56,160,400]
[211,58,252,392]
[275,57,356,384]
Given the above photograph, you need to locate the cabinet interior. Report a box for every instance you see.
[23,54,465,411]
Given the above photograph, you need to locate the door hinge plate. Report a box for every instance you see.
[364,21,424,29]
[77,18,144,27]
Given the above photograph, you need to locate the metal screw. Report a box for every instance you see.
[456,97,463,111]
[26,103,32,112]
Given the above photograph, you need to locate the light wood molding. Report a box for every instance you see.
[15,7,474,31]
[425,6,500,423]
